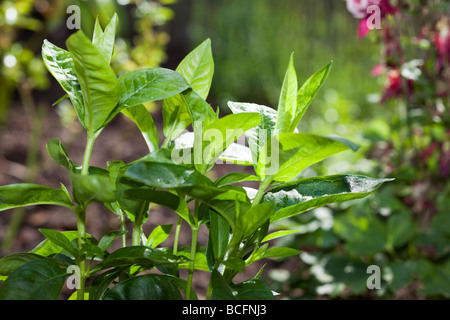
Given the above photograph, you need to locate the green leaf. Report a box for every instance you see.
[222,257,245,272]
[146,224,172,248]
[257,132,351,182]
[265,175,393,222]
[124,161,251,230]
[218,143,253,166]
[98,230,128,252]
[211,270,274,300]
[261,229,302,243]
[215,172,259,187]
[162,38,214,142]
[178,246,209,271]
[0,183,74,212]
[66,30,119,133]
[103,274,184,300]
[233,203,275,244]
[292,61,332,130]
[125,161,214,190]
[209,210,230,261]
[275,52,298,134]
[92,13,118,64]
[39,229,77,257]
[118,67,189,110]
[120,187,193,226]
[181,88,216,125]
[178,38,214,99]
[0,253,43,276]
[46,138,75,172]
[121,104,159,152]
[260,247,301,259]
[41,40,85,127]
[0,259,66,300]
[200,112,261,172]
[92,246,187,272]
[227,101,277,168]
[30,231,80,256]
[71,172,116,204]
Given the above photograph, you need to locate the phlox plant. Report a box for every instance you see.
[0,14,392,300]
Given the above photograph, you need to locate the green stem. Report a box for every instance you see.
[186,200,199,300]
[173,216,182,255]
[75,131,97,300]
[81,133,96,176]
[221,178,273,284]
[252,177,272,207]
[118,207,127,247]
[132,202,147,246]
[75,205,87,300]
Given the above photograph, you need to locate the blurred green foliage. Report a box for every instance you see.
[185,0,450,299]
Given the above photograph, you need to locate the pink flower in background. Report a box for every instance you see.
[433,28,450,69]
[346,0,397,38]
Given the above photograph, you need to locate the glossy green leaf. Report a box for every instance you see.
[200,112,261,172]
[120,187,192,226]
[124,161,251,229]
[92,13,118,64]
[178,38,214,99]
[30,231,81,256]
[260,247,301,259]
[292,61,333,130]
[41,40,85,127]
[209,210,230,261]
[222,257,246,272]
[71,172,116,204]
[118,67,189,110]
[89,267,128,300]
[261,229,302,243]
[0,183,74,212]
[107,160,150,224]
[39,228,77,257]
[46,138,75,172]
[265,175,393,222]
[215,172,259,188]
[0,253,43,276]
[92,246,187,272]
[233,203,275,244]
[125,161,214,189]
[211,270,274,300]
[178,246,209,271]
[227,101,277,168]
[146,224,172,248]
[218,142,253,166]
[103,274,184,300]
[0,259,66,300]
[121,104,159,152]
[163,38,214,142]
[257,132,352,182]
[98,230,128,252]
[181,88,216,125]
[275,52,298,134]
[66,30,119,133]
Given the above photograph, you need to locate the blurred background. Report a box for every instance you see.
[0,0,449,299]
